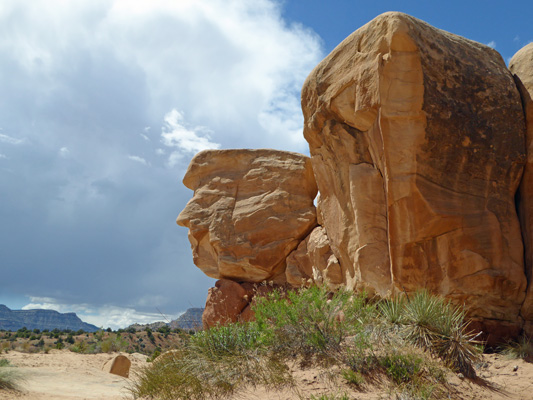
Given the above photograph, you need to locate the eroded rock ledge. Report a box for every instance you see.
[178,12,533,342]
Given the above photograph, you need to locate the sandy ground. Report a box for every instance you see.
[0,350,147,400]
[231,354,533,400]
[1,350,533,399]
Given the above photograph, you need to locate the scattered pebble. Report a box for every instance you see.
[513,365,519,372]
[457,373,465,379]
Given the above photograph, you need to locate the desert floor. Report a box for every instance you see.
[0,350,147,400]
[1,350,533,399]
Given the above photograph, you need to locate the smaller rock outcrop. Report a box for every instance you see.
[285,226,343,287]
[202,280,250,328]
[202,280,283,329]
[177,149,318,283]
[102,355,131,378]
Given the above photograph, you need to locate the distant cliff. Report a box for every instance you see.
[0,305,99,332]
[169,308,203,331]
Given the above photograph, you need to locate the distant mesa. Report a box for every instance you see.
[0,304,99,332]
[169,307,204,331]
[177,12,533,344]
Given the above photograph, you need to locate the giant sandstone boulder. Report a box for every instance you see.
[177,149,318,283]
[510,43,533,334]
[302,12,527,336]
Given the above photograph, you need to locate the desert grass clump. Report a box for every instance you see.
[130,322,291,400]
[341,368,365,387]
[0,358,24,390]
[310,393,351,400]
[501,335,533,361]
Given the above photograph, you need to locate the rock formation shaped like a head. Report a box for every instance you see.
[177,149,318,283]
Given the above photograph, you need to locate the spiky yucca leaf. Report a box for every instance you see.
[379,296,406,325]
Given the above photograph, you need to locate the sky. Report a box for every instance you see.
[1,0,532,329]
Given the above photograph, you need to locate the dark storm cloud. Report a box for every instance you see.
[0,0,322,328]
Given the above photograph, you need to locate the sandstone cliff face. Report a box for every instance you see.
[177,149,318,283]
[510,43,533,332]
[301,12,527,332]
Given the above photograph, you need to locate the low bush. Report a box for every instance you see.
[253,285,375,365]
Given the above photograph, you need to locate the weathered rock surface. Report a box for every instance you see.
[102,355,131,378]
[301,12,527,331]
[177,149,318,283]
[285,226,343,287]
[510,43,533,331]
[202,279,250,328]
[202,279,281,329]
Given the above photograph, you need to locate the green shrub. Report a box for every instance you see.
[253,285,375,364]
[380,352,422,384]
[379,296,406,325]
[98,335,128,353]
[401,291,480,377]
[70,340,89,354]
[131,287,478,399]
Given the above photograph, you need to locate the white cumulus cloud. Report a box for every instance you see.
[0,133,25,145]
[161,109,220,165]
[128,155,150,166]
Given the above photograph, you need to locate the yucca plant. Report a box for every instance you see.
[379,296,406,325]
[401,290,481,377]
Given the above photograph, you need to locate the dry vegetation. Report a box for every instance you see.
[2,288,533,399]
[129,286,495,400]
[0,325,188,358]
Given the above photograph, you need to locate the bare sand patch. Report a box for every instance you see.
[0,350,147,400]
